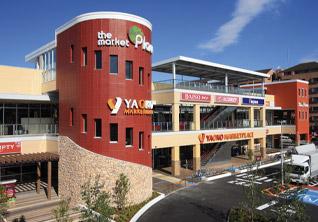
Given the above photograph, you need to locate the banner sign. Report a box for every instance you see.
[0,142,21,155]
[215,95,239,104]
[242,98,264,106]
[181,93,211,103]
[198,132,254,144]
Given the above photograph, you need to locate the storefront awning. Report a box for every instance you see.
[0,152,59,166]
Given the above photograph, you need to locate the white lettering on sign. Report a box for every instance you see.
[134,34,153,54]
[108,98,156,115]
[97,31,130,47]
[181,93,211,103]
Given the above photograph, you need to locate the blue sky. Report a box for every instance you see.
[0,0,317,71]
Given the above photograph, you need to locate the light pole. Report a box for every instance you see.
[279,120,286,186]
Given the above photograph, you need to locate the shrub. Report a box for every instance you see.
[53,198,72,222]
[113,173,130,211]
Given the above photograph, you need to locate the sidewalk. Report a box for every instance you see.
[152,171,186,194]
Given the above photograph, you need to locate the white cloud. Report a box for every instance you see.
[199,0,280,52]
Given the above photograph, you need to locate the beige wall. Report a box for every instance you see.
[42,80,57,93]
[0,65,42,95]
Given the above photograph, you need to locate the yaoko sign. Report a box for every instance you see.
[0,142,21,155]
[180,92,211,103]
[215,95,239,104]
[198,132,254,144]
[108,97,156,115]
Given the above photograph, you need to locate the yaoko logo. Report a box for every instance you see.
[107,97,156,115]
[128,26,153,54]
[198,133,206,144]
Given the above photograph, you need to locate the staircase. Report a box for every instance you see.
[6,188,81,222]
[202,107,237,129]
[201,142,236,166]
[201,143,222,166]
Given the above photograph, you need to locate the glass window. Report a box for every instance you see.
[82,114,87,133]
[17,104,28,125]
[139,67,144,85]
[110,55,118,74]
[95,119,102,138]
[138,131,144,150]
[125,61,133,79]
[82,47,87,66]
[29,104,40,118]
[69,108,74,126]
[110,123,118,142]
[126,128,133,146]
[95,50,102,69]
[0,104,3,124]
[70,45,74,63]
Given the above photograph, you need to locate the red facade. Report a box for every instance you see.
[57,18,152,166]
[266,81,310,141]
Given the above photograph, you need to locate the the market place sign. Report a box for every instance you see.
[198,132,254,144]
[97,26,153,54]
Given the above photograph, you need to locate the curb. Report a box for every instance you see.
[129,193,165,222]
[202,172,232,181]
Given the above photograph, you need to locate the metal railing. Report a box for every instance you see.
[201,119,251,130]
[254,120,263,127]
[42,68,56,82]
[179,121,193,131]
[152,122,172,132]
[0,124,58,136]
[266,119,295,126]
[153,79,265,97]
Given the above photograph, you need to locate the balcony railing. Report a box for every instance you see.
[201,119,251,130]
[152,122,172,132]
[266,119,295,126]
[0,124,58,136]
[254,120,263,127]
[42,68,56,83]
[153,79,265,97]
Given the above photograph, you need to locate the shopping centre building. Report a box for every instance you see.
[0,12,310,205]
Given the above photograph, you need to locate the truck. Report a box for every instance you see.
[286,143,318,184]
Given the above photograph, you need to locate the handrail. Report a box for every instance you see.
[0,124,58,136]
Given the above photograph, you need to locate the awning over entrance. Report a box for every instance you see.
[0,152,59,166]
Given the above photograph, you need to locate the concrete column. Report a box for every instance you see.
[193,144,201,171]
[36,162,41,194]
[248,139,255,161]
[249,107,254,128]
[260,107,266,127]
[171,146,180,177]
[172,104,179,131]
[260,137,267,159]
[172,62,176,88]
[47,161,52,200]
[225,74,228,93]
[193,104,200,130]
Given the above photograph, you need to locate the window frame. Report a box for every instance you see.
[138,131,144,150]
[110,123,118,143]
[95,50,102,70]
[109,55,118,75]
[125,61,133,80]
[82,47,87,66]
[125,127,133,146]
[139,67,144,85]
[94,118,102,138]
[81,114,87,133]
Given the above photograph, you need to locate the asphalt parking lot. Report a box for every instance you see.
[138,167,318,222]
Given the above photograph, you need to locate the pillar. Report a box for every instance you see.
[249,107,254,128]
[172,62,176,88]
[36,162,41,194]
[248,139,255,161]
[172,104,179,131]
[260,137,267,159]
[193,104,200,130]
[225,73,228,93]
[260,107,266,127]
[193,144,201,171]
[47,161,52,200]
[171,146,180,177]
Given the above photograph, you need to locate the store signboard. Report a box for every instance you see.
[242,98,264,106]
[181,92,211,103]
[215,95,239,104]
[198,132,253,144]
[0,142,21,155]
[108,97,156,115]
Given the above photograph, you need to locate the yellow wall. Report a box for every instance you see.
[42,80,57,93]
[0,65,42,95]
[21,138,58,154]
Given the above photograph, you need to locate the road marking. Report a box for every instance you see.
[264,179,273,182]
[257,177,268,181]
[236,178,263,184]
[227,181,235,184]
[256,201,278,210]
[236,173,247,177]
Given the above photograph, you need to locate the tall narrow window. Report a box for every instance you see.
[139,67,144,85]
[110,55,118,74]
[126,128,133,146]
[95,50,102,69]
[110,123,118,142]
[82,47,87,66]
[125,61,133,79]
[70,45,74,63]
[82,114,87,133]
[95,119,102,138]
[138,131,144,150]
[69,108,74,126]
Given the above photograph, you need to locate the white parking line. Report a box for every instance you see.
[236,173,247,177]
[264,179,273,182]
[256,201,278,210]
[257,177,268,181]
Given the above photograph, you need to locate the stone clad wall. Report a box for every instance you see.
[58,136,152,207]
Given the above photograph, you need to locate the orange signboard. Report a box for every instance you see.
[0,142,21,155]
[198,132,253,144]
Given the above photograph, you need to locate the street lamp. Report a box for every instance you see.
[279,120,286,186]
